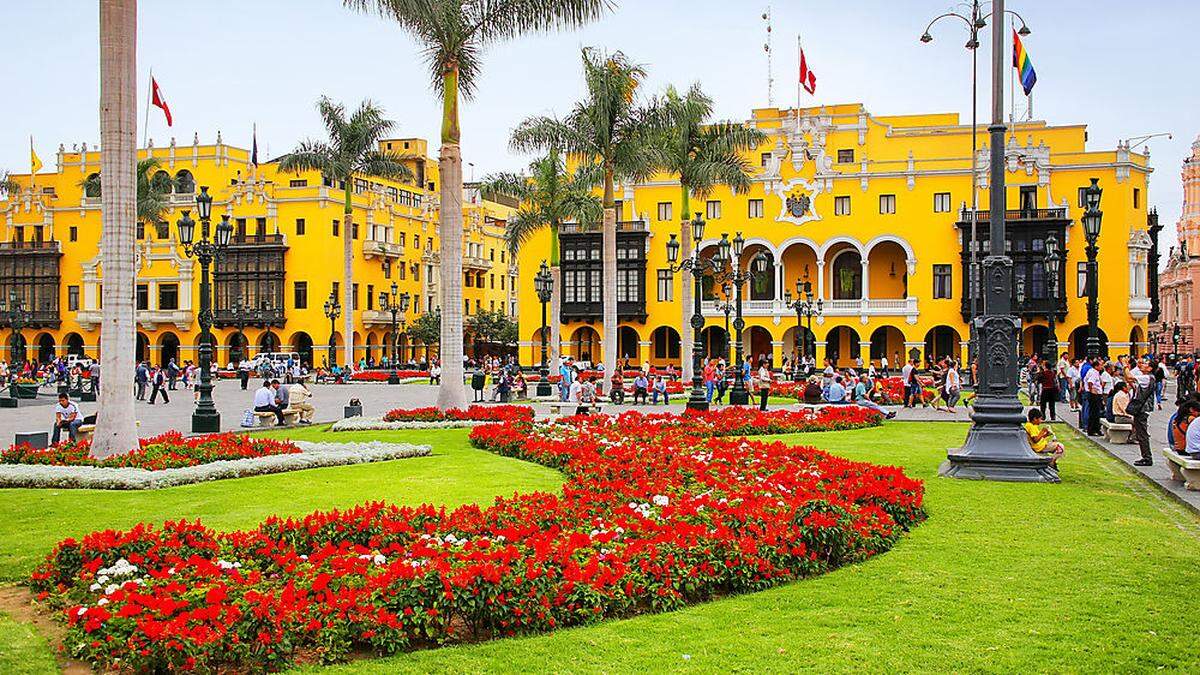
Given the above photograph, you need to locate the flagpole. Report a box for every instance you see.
[796,33,802,112]
[29,136,35,190]
[142,67,153,150]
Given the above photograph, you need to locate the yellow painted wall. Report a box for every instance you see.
[0,136,514,367]
[516,103,1153,368]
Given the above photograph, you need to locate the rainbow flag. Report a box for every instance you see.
[1012,29,1037,96]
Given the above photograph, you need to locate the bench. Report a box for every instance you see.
[76,424,96,443]
[254,410,300,427]
[1100,418,1133,444]
[541,400,605,419]
[1163,448,1200,491]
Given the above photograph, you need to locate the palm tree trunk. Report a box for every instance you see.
[601,168,617,392]
[343,190,354,369]
[437,67,467,410]
[92,0,138,459]
[679,188,694,382]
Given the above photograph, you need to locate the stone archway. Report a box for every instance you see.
[569,326,601,364]
[63,333,85,358]
[135,332,150,364]
[745,326,773,366]
[825,325,862,368]
[651,326,681,365]
[1069,326,1109,359]
[35,332,55,363]
[924,326,962,365]
[290,332,314,368]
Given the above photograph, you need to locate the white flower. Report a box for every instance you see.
[97,598,109,606]
[652,495,670,507]
[76,607,87,617]
[373,554,387,566]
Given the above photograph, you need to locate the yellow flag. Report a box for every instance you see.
[29,137,42,174]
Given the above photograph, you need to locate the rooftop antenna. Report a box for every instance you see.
[763,7,774,107]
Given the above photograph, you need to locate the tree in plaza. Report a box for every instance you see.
[407,307,442,363]
[478,148,602,368]
[511,48,661,392]
[92,0,138,459]
[80,157,172,227]
[0,172,19,198]
[277,97,413,369]
[343,0,612,410]
[652,83,765,376]
[464,308,519,359]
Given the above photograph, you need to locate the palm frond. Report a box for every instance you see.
[503,208,549,253]
[478,171,534,203]
[358,150,415,183]
[278,140,336,178]
[134,157,171,225]
[473,0,613,43]
[0,172,19,199]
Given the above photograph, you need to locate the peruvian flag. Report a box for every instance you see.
[798,44,816,95]
[151,76,173,127]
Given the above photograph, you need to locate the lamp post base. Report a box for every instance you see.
[686,399,709,412]
[191,410,221,434]
[728,385,749,406]
[939,394,1059,483]
[388,373,400,385]
[536,382,552,398]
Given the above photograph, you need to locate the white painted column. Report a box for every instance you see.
[816,260,826,300]
[860,258,870,300]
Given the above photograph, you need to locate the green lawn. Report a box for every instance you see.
[2,422,1199,672]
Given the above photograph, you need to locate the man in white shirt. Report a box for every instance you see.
[253,380,284,426]
[1055,353,1070,403]
[1083,359,1104,436]
[51,393,83,444]
[880,355,889,377]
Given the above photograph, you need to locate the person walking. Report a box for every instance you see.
[1083,358,1104,436]
[1037,360,1059,421]
[757,360,772,411]
[166,358,179,390]
[148,366,169,404]
[134,361,149,400]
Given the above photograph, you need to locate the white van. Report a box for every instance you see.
[253,352,301,368]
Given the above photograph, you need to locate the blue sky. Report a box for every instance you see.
[3,1,1195,255]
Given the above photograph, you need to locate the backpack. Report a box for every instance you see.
[1126,381,1155,417]
[580,383,596,404]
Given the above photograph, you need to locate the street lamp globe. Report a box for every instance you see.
[718,232,731,264]
[214,214,233,248]
[732,231,745,258]
[690,212,705,243]
[196,185,213,221]
[176,210,195,246]
[398,291,410,313]
[666,233,681,264]
[751,252,769,276]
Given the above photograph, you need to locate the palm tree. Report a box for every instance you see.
[278,97,413,368]
[478,148,602,368]
[80,157,172,228]
[92,0,138,459]
[0,172,19,199]
[653,83,765,378]
[344,0,612,410]
[511,48,661,392]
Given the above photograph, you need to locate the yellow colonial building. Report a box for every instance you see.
[516,103,1157,369]
[0,133,516,367]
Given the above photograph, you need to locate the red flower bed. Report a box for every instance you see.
[2,431,300,471]
[350,370,430,382]
[381,405,534,423]
[30,407,921,671]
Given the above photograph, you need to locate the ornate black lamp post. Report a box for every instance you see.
[1,290,30,366]
[784,279,822,381]
[534,261,554,398]
[922,1,1030,388]
[1043,234,1060,362]
[379,282,410,384]
[1082,177,1104,358]
[176,186,233,433]
[1171,321,1181,362]
[720,231,770,405]
[323,291,341,369]
[941,0,1057,483]
[666,213,726,411]
[713,282,734,365]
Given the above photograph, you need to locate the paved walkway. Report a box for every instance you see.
[1057,383,1200,515]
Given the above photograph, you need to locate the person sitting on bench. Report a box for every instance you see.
[51,393,84,444]
[1183,403,1200,460]
[632,373,649,404]
[253,379,284,426]
[1023,408,1064,470]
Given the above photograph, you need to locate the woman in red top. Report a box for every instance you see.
[1037,361,1059,421]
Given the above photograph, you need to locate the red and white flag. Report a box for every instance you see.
[151,76,172,127]
[798,39,816,95]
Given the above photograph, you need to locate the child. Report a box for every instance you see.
[1023,408,1064,470]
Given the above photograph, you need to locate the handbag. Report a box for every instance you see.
[241,409,256,428]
